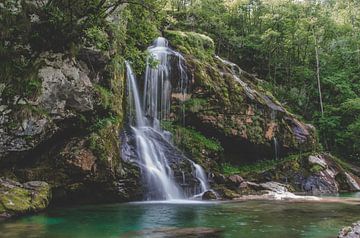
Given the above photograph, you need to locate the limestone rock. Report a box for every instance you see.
[308,155,328,169]
[259,181,289,193]
[242,153,360,195]
[225,175,244,189]
[37,52,95,115]
[0,52,96,161]
[339,221,360,238]
[0,49,140,205]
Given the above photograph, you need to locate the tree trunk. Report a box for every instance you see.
[313,30,324,116]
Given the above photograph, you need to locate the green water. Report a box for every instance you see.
[1,198,360,238]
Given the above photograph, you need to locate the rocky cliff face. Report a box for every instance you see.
[0,49,141,212]
[162,30,360,196]
[164,30,317,164]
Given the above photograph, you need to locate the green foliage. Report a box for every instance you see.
[88,122,119,161]
[89,116,120,132]
[95,85,114,109]
[310,164,324,173]
[164,30,215,60]
[85,26,110,51]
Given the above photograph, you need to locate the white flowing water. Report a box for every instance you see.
[193,162,210,193]
[273,137,279,160]
[124,37,210,201]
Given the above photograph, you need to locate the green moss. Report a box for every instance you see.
[221,153,308,176]
[164,30,215,60]
[310,164,325,173]
[0,187,31,212]
[0,203,5,214]
[161,121,223,165]
[95,85,114,109]
[88,121,121,163]
[86,55,125,164]
[185,98,208,113]
[330,155,353,171]
[30,184,51,211]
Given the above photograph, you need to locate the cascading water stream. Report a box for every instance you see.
[124,37,210,201]
[192,162,210,193]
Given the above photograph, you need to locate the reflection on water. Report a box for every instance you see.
[1,198,360,238]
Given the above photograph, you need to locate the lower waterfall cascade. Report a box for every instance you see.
[122,37,211,201]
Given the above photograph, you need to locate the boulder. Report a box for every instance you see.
[241,153,360,195]
[228,175,244,185]
[339,221,360,238]
[259,181,289,193]
[202,190,218,200]
[0,178,51,219]
[308,155,328,169]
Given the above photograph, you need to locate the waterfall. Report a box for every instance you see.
[144,37,189,126]
[124,37,210,201]
[273,137,279,160]
[193,162,210,193]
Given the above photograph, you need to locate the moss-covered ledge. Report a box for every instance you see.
[164,30,215,60]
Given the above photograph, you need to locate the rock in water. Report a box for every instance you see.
[339,221,360,238]
[122,227,223,238]
[202,190,217,200]
[0,178,51,219]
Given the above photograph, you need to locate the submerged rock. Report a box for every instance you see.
[0,178,51,219]
[123,227,223,238]
[339,221,360,238]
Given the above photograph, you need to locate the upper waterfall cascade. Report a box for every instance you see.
[123,37,210,201]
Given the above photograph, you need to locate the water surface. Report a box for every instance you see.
[1,197,360,238]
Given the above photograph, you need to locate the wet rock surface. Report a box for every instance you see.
[202,190,218,200]
[339,221,360,238]
[243,153,360,195]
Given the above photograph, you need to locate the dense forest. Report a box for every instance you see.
[2,0,359,164]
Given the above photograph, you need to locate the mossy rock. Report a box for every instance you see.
[0,178,51,218]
